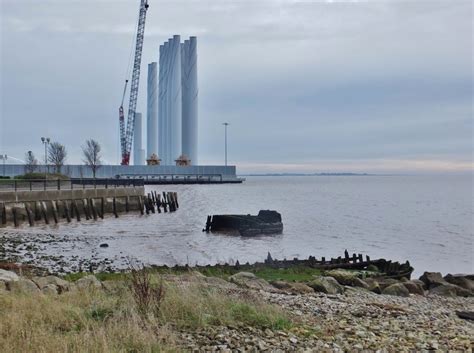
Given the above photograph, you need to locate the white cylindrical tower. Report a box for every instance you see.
[169,35,182,165]
[181,36,198,165]
[133,112,143,165]
[147,62,158,160]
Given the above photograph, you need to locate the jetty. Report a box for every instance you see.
[0,179,179,227]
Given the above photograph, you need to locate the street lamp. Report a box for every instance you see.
[0,154,7,177]
[41,137,51,178]
[222,123,229,167]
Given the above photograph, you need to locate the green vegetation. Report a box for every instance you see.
[0,274,294,353]
[63,265,323,285]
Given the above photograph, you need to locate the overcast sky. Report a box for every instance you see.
[0,0,472,173]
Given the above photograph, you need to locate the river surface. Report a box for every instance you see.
[2,175,473,276]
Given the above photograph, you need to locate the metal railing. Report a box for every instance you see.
[0,178,144,192]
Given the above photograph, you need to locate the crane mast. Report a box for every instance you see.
[120,0,149,165]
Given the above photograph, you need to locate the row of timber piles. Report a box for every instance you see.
[0,192,179,227]
[143,191,179,214]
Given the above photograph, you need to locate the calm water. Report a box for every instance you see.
[5,175,474,275]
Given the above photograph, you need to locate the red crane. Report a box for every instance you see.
[119,0,149,165]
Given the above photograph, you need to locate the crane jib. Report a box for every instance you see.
[120,0,149,165]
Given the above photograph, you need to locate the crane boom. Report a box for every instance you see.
[120,0,149,165]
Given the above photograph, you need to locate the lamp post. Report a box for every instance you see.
[0,154,7,177]
[222,123,229,167]
[41,137,50,179]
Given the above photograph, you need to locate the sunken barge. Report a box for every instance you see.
[204,210,283,236]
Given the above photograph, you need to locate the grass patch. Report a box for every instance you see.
[1,274,295,352]
[63,265,322,284]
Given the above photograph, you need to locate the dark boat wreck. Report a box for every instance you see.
[204,210,283,236]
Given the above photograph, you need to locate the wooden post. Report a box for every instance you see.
[64,201,71,223]
[100,197,105,219]
[83,199,91,220]
[73,200,81,221]
[51,200,58,224]
[125,196,130,212]
[149,196,155,213]
[0,203,6,225]
[90,199,98,220]
[25,203,34,226]
[137,196,144,215]
[156,194,161,213]
[34,202,42,221]
[40,201,49,225]
[12,207,18,227]
[358,254,363,262]
[112,197,118,218]
[352,253,357,263]
[205,215,211,232]
[174,192,179,208]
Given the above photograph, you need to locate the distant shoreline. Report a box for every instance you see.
[239,173,372,177]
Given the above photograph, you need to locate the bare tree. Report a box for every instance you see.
[82,139,102,178]
[24,151,38,174]
[48,142,67,174]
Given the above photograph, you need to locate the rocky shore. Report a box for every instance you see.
[1,266,473,352]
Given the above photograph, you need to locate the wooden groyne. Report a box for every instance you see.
[156,250,414,280]
[0,188,179,227]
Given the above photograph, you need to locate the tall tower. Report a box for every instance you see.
[133,112,143,165]
[158,35,182,165]
[147,62,158,159]
[181,36,198,165]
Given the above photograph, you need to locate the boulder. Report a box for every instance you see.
[444,274,474,291]
[0,269,19,282]
[429,284,473,298]
[270,281,313,294]
[325,269,359,286]
[382,283,410,297]
[75,275,102,290]
[403,281,425,296]
[419,272,448,289]
[411,279,426,290]
[352,277,370,289]
[365,279,382,294]
[229,272,276,292]
[41,284,58,295]
[33,276,71,293]
[9,279,40,294]
[308,276,345,295]
[377,278,400,290]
